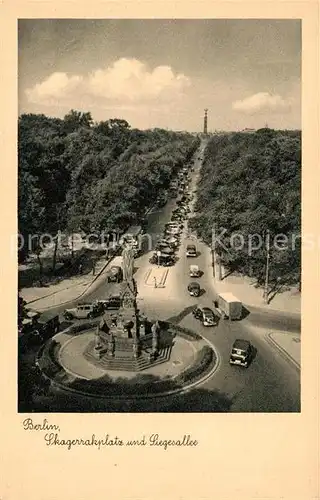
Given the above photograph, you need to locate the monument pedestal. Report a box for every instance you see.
[90,246,167,369]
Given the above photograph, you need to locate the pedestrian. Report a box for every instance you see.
[153,276,157,288]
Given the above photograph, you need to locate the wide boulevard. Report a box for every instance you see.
[44,143,301,412]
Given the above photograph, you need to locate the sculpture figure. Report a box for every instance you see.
[122,244,135,282]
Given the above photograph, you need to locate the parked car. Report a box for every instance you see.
[97,295,121,310]
[229,339,254,367]
[18,310,60,352]
[36,310,60,340]
[155,241,170,251]
[187,282,201,297]
[149,253,175,266]
[192,306,217,326]
[166,221,182,230]
[186,244,197,257]
[107,265,123,283]
[189,264,200,277]
[63,302,103,320]
[166,236,179,248]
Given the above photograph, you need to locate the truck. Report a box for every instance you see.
[18,309,60,352]
[217,292,242,320]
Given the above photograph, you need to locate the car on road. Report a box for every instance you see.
[189,264,200,277]
[155,240,171,251]
[229,339,254,368]
[19,310,60,352]
[186,244,197,257]
[192,306,217,326]
[166,221,183,230]
[149,253,175,266]
[107,265,123,283]
[97,295,121,310]
[166,236,179,248]
[63,302,103,320]
[187,282,201,297]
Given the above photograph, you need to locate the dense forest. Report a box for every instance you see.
[19,110,199,263]
[189,128,301,287]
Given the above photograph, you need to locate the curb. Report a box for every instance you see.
[265,332,300,370]
[26,256,115,311]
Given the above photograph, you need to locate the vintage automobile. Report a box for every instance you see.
[96,295,121,310]
[149,252,175,267]
[107,265,123,283]
[166,236,179,248]
[186,244,197,257]
[155,240,171,250]
[18,309,60,352]
[165,223,181,235]
[189,264,200,277]
[229,339,254,368]
[187,282,201,297]
[63,302,103,320]
[192,306,217,326]
[36,310,60,340]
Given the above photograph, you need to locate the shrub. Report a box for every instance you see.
[38,339,62,377]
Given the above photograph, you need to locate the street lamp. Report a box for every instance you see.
[156,250,161,268]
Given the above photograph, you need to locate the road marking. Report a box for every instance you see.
[144,268,152,284]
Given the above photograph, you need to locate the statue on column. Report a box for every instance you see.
[122,244,135,283]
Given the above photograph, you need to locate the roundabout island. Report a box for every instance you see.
[36,244,218,403]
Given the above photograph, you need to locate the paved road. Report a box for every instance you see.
[40,140,301,412]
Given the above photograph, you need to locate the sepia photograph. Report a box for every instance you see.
[18,19,301,413]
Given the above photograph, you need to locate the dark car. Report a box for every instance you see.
[107,265,123,283]
[155,241,176,252]
[98,295,121,310]
[192,306,217,326]
[186,244,197,257]
[229,339,254,368]
[36,310,60,340]
[149,253,175,266]
[187,282,201,297]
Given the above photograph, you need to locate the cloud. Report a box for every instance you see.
[26,72,83,103]
[25,58,191,106]
[88,58,190,101]
[232,92,291,114]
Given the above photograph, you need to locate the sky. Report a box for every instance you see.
[18,19,301,132]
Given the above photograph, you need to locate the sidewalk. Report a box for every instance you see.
[20,256,114,311]
[267,331,301,368]
[201,244,301,315]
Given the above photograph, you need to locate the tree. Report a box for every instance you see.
[189,129,301,287]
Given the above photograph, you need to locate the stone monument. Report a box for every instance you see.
[89,243,172,370]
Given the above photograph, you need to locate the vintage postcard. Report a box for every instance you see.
[1,2,319,500]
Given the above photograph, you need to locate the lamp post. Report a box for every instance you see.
[211,230,216,278]
[263,230,270,303]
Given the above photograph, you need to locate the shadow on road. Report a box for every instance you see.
[19,370,234,413]
[241,306,251,320]
[166,305,197,324]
